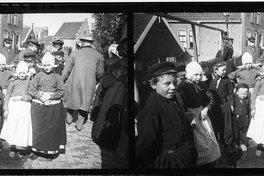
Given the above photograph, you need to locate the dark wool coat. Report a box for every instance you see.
[178,80,220,165]
[136,91,197,169]
[208,76,235,146]
[0,47,16,65]
[61,46,104,112]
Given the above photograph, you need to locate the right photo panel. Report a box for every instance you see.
[134,12,264,169]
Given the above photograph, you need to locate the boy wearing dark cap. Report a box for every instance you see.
[245,36,263,64]
[52,51,64,75]
[52,39,68,62]
[22,52,39,79]
[135,62,197,169]
[233,83,250,152]
[12,39,39,65]
[208,59,235,160]
[0,38,16,65]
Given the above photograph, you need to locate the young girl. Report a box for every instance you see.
[0,53,14,95]
[178,61,220,168]
[247,74,264,156]
[0,61,32,157]
[136,62,197,169]
[29,52,66,160]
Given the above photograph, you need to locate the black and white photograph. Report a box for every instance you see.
[134,12,264,169]
[0,10,128,170]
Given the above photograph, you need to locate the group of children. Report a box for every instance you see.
[0,50,66,160]
[136,51,264,168]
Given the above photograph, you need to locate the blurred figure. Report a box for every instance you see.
[91,42,128,168]
[51,38,68,63]
[52,51,65,75]
[0,38,16,65]
[62,36,104,131]
[12,39,39,65]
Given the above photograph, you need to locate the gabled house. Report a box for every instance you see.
[134,13,190,107]
[0,14,23,51]
[21,24,38,48]
[167,12,264,63]
[53,18,90,51]
[134,13,190,81]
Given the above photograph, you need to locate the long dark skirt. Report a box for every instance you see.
[31,102,66,154]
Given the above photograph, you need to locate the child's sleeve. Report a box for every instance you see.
[4,82,14,111]
[251,79,261,110]
[227,78,235,106]
[28,74,42,100]
[50,75,64,100]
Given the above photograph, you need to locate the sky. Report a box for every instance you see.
[23,13,94,36]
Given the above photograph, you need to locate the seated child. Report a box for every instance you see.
[233,83,250,152]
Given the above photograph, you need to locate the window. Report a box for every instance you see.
[189,30,193,49]
[3,31,8,39]
[257,13,261,25]
[179,30,187,48]
[7,14,12,24]
[250,13,255,23]
[13,14,18,26]
[259,33,263,47]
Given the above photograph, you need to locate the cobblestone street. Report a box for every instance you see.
[0,117,102,169]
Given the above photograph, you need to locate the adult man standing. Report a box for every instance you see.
[62,36,104,131]
[223,37,236,75]
[245,36,262,64]
[0,38,16,65]
[12,39,39,65]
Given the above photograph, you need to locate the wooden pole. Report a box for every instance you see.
[191,24,198,62]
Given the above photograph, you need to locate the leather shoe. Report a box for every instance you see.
[75,115,85,131]
[66,114,73,124]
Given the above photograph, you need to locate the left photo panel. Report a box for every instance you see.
[0,12,128,169]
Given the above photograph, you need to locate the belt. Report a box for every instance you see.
[32,99,61,106]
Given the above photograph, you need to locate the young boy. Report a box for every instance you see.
[52,51,65,75]
[228,52,260,95]
[136,62,197,169]
[208,59,235,149]
[233,83,250,152]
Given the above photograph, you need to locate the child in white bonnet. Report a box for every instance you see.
[0,60,32,158]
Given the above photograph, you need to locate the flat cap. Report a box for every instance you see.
[147,62,177,80]
[228,37,234,41]
[4,38,12,42]
[79,36,94,42]
[23,52,36,62]
[52,51,64,57]
[236,83,249,92]
[27,39,40,46]
[52,39,64,45]
[248,36,255,42]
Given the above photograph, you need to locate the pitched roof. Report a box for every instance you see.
[21,26,31,42]
[134,13,153,44]
[54,22,83,39]
[167,13,242,22]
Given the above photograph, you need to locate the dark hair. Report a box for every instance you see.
[213,61,226,71]
[236,83,249,92]
[149,73,176,85]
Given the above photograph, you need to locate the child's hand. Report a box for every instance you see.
[230,106,234,113]
[40,94,51,102]
[251,109,256,117]
[12,96,22,102]
[201,107,208,119]
[4,110,8,118]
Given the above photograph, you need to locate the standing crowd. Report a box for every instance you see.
[0,34,128,169]
[135,36,264,168]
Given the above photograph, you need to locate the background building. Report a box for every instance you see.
[0,14,23,51]
[167,12,264,63]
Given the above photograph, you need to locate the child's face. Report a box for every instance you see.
[215,65,227,77]
[17,72,27,80]
[43,64,53,73]
[0,64,6,71]
[55,55,63,62]
[189,72,202,84]
[151,74,176,99]
[236,88,248,99]
[244,63,252,69]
